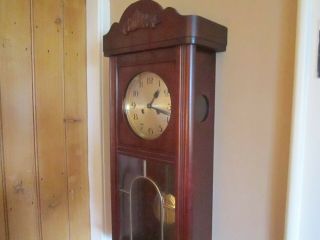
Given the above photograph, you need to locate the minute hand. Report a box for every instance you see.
[150,106,171,116]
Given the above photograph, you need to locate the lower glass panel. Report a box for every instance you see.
[118,154,175,240]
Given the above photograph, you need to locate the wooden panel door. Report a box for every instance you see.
[0,1,41,240]
[64,1,91,239]
[33,0,70,239]
[0,0,90,239]
[0,105,7,240]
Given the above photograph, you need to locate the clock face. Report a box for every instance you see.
[124,72,171,140]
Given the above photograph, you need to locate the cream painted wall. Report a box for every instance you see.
[285,0,320,239]
[108,1,297,240]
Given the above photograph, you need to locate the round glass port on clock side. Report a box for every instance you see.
[123,72,172,140]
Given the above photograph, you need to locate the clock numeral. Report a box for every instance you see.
[133,113,138,120]
[147,77,153,85]
[133,90,139,97]
[148,128,154,135]
[158,80,161,87]
[131,102,136,109]
[139,123,144,131]
[158,125,163,133]
[139,79,143,88]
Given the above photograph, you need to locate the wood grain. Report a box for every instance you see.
[1,1,90,239]
[33,0,69,239]
[63,0,91,239]
[0,0,40,239]
[0,99,8,240]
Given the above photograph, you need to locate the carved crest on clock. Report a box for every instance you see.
[122,9,161,35]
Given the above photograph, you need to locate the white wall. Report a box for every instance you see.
[285,0,320,239]
[86,0,111,239]
[109,1,297,240]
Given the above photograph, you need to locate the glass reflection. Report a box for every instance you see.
[130,177,164,240]
[118,155,175,240]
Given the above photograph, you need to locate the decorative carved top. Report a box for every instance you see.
[103,0,228,56]
[122,9,160,35]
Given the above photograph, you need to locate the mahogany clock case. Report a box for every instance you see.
[104,1,228,239]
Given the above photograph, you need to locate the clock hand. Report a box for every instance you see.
[150,106,171,116]
[147,90,160,108]
[146,90,170,115]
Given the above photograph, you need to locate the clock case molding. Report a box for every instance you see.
[103,0,227,239]
[103,1,227,56]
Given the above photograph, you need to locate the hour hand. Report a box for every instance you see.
[150,106,171,116]
[147,90,160,108]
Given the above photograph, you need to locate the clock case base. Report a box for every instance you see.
[104,1,227,240]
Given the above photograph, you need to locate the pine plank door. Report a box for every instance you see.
[0,0,90,239]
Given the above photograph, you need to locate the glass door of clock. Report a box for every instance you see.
[130,176,164,240]
[118,155,175,240]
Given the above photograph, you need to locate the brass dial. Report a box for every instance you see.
[124,72,171,140]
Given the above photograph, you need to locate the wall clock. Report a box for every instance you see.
[103,1,227,239]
